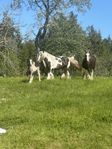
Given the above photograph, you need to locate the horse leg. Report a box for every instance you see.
[82,69,87,80]
[61,73,66,79]
[47,73,54,80]
[29,72,34,83]
[47,73,51,80]
[83,72,87,80]
[61,70,70,79]
[90,69,94,80]
[47,68,54,80]
[66,70,71,79]
[87,69,93,80]
[50,72,54,79]
[67,61,71,79]
[47,71,53,80]
[87,73,91,80]
[37,67,41,81]
[61,68,67,79]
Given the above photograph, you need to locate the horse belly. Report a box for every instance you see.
[51,60,62,69]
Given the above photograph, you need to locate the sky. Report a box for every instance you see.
[0,0,112,39]
[78,0,112,38]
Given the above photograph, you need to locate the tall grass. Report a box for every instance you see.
[0,77,112,149]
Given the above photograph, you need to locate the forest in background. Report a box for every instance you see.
[0,0,112,77]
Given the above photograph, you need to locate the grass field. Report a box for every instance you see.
[0,76,112,149]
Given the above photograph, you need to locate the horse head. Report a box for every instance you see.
[85,50,92,62]
[37,51,45,62]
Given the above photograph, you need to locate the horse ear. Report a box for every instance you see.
[88,49,91,53]
[73,55,76,59]
[37,47,40,52]
[30,59,33,65]
[89,50,92,55]
[85,49,91,54]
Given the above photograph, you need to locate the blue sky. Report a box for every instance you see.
[78,0,112,38]
[0,0,112,39]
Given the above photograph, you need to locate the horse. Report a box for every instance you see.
[37,51,71,80]
[28,59,41,83]
[82,50,96,80]
[68,55,81,71]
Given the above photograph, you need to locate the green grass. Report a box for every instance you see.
[0,76,112,149]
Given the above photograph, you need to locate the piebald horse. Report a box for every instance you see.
[37,51,71,80]
[68,55,81,71]
[28,59,41,83]
[82,50,96,80]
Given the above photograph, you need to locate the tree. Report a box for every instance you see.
[19,40,35,75]
[86,25,102,55]
[41,12,87,60]
[100,37,112,76]
[11,0,92,49]
[0,11,21,76]
[87,26,112,76]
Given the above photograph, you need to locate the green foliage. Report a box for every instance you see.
[0,49,20,76]
[96,51,112,76]
[0,77,112,148]
[87,26,112,76]
[11,0,92,49]
[42,12,87,60]
[0,11,21,76]
[87,25,102,55]
[19,40,35,75]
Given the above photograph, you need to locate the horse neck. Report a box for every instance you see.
[44,51,56,59]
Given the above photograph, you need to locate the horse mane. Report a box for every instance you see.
[39,50,60,59]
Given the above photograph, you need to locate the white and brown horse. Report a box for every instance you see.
[82,50,96,80]
[28,59,41,83]
[37,51,71,80]
[68,55,81,71]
